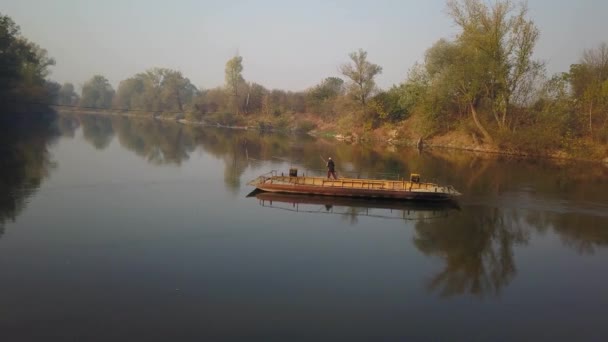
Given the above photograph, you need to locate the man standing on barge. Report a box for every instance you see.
[327,157,337,179]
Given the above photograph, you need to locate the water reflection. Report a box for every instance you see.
[414,206,528,298]
[63,113,608,254]
[248,188,528,298]
[56,114,80,138]
[3,112,608,302]
[0,113,59,237]
[81,114,114,149]
[527,210,608,255]
[249,191,460,224]
[69,113,310,189]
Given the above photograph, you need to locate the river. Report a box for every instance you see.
[1,112,608,341]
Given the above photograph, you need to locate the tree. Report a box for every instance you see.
[0,14,22,96]
[309,77,344,103]
[372,64,431,124]
[425,38,494,140]
[114,68,197,114]
[159,69,197,113]
[225,55,244,114]
[115,76,146,110]
[428,0,543,143]
[305,77,344,117]
[264,89,287,116]
[0,13,55,107]
[567,43,608,139]
[57,83,79,105]
[44,81,61,104]
[245,82,268,114]
[340,49,382,108]
[193,87,230,116]
[368,88,403,122]
[80,75,114,109]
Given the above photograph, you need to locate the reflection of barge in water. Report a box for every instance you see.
[248,190,460,221]
[248,170,461,201]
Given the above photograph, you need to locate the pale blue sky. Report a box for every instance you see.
[2,0,607,91]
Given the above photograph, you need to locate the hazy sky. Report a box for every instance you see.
[2,0,607,91]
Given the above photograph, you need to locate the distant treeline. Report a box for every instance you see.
[3,0,608,158]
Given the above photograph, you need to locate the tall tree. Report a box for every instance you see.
[159,69,197,113]
[438,0,543,142]
[309,77,344,103]
[44,81,61,104]
[115,76,146,110]
[225,55,244,114]
[425,38,496,142]
[57,83,79,105]
[0,13,55,107]
[0,14,22,97]
[339,49,382,108]
[245,82,268,114]
[80,75,114,109]
[568,43,608,138]
[114,68,197,114]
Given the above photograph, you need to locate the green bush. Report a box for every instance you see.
[274,116,290,130]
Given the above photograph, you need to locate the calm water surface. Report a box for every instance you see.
[1,113,608,341]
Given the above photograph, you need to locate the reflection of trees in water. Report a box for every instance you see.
[79,114,114,149]
[176,127,248,193]
[66,113,608,260]
[70,114,196,165]
[221,137,247,194]
[555,216,608,254]
[407,151,608,271]
[0,114,58,238]
[414,206,529,298]
[112,116,195,165]
[56,114,80,138]
[72,113,324,184]
[2,112,608,302]
[524,210,608,255]
[186,128,305,193]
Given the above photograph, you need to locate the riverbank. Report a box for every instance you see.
[54,107,608,165]
[307,114,608,164]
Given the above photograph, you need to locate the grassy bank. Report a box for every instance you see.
[55,107,608,165]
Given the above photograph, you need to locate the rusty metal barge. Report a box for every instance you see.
[247,169,461,201]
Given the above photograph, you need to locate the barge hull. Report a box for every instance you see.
[249,174,461,201]
[256,183,454,201]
